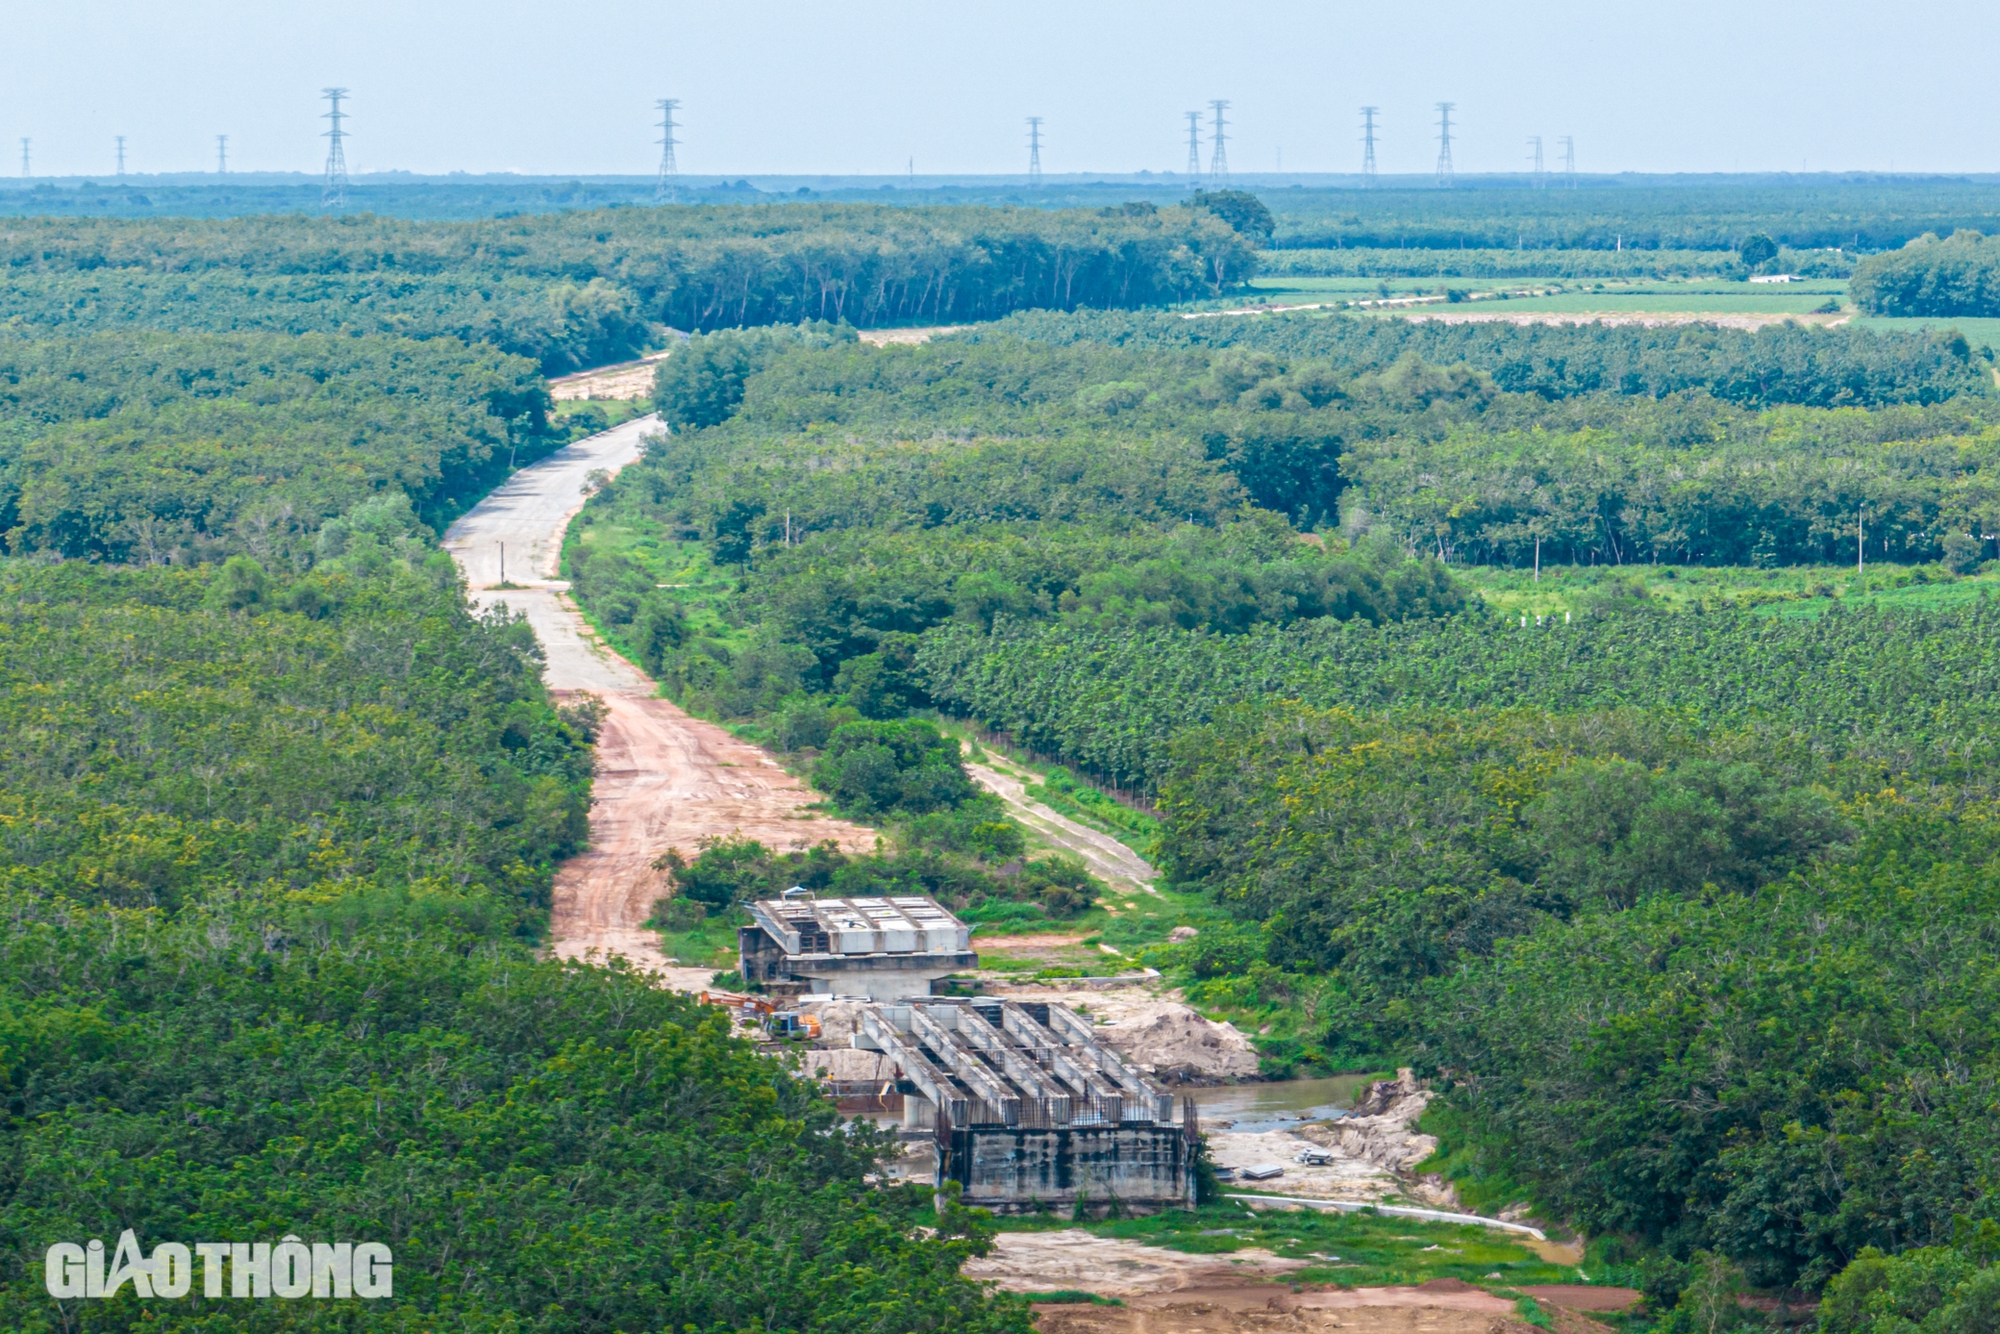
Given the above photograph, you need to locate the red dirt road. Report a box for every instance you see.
[443,415,874,978]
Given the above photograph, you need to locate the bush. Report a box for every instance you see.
[810,719,978,816]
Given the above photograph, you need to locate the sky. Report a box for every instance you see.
[2,0,1994,180]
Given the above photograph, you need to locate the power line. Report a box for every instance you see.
[1558,135,1576,188]
[1434,102,1455,189]
[1026,116,1043,185]
[216,134,229,175]
[320,88,349,209]
[1207,99,1229,182]
[115,136,126,176]
[1527,134,1543,189]
[1184,111,1202,177]
[1359,106,1378,186]
[654,98,681,203]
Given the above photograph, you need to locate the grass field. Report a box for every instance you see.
[1851,313,2000,352]
[1465,560,1999,619]
[1228,273,1849,320]
[983,1203,1610,1291]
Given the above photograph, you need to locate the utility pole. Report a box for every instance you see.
[19,139,28,179]
[115,135,126,176]
[1360,106,1378,186]
[1026,116,1043,185]
[1184,111,1202,177]
[1528,135,1544,188]
[1434,103,1455,188]
[654,98,681,204]
[1558,135,1576,188]
[1208,99,1230,182]
[1858,506,1865,577]
[216,134,229,174]
[321,88,349,209]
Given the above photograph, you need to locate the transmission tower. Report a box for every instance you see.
[1360,106,1378,186]
[1527,135,1543,188]
[115,135,126,176]
[320,88,349,209]
[1026,116,1043,184]
[1185,111,1202,177]
[1558,135,1575,188]
[1207,99,1229,182]
[216,134,229,174]
[1434,103,1455,188]
[18,139,28,179]
[654,98,681,203]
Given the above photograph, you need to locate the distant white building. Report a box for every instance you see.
[1749,274,1802,283]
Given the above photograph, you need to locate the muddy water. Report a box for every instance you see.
[1186,1074,1376,1131]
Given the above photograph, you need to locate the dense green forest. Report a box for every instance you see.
[17,176,2000,1328]
[0,204,1256,370]
[0,327,1034,1331]
[1852,228,2000,316]
[566,301,2000,1309]
[0,331,559,562]
[1258,179,2000,251]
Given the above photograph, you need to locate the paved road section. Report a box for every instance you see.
[444,417,873,979]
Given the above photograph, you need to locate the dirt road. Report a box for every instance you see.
[443,416,873,977]
[964,751,1157,891]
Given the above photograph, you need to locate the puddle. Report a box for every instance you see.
[1186,1074,1376,1132]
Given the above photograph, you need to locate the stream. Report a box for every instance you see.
[1185,1073,1378,1132]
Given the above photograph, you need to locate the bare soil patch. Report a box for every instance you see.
[445,417,873,981]
[858,325,969,345]
[548,351,675,401]
[1515,1287,1638,1313]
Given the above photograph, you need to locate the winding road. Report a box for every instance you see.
[443,416,873,982]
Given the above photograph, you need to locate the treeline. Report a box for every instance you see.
[0,331,557,564]
[990,308,1991,408]
[1261,247,1850,280]
[1263,180,2000,252]
[0,204,1258,370]
[1851,228,2000,317]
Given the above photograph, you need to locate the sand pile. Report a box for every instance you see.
[991,985,1260,1081]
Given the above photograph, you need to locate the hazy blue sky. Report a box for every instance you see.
[3,0,1992,179]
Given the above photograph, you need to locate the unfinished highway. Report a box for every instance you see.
[442,416,872,981]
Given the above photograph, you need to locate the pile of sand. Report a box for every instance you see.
[992,985,1261,1082]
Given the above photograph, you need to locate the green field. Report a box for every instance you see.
[1234,273,1850,319]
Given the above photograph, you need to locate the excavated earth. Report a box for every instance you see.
[443,416,873,977]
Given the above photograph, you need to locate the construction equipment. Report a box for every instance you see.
[770,1011,822,1040]
[698,991,820,1039]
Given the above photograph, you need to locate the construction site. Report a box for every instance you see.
[715,890,1199,1212]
